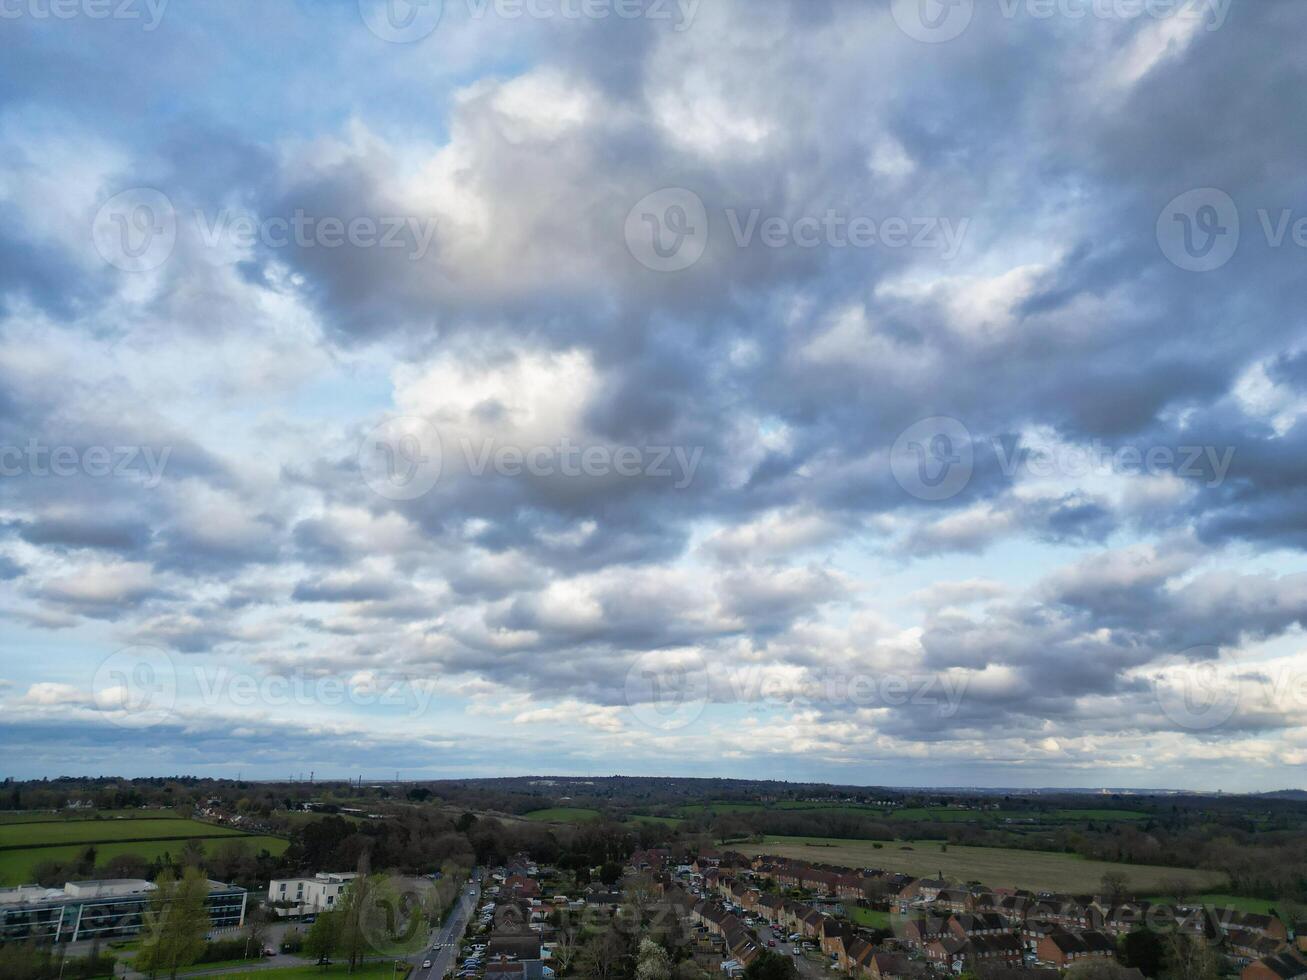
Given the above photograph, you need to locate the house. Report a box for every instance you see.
[899,878,948,903]
[1223,910,1291,943]
[505,876,541,899]
[935,888,972,913]
[862,950,914,979]
[1035,929,1117,968]
[948,913,1012,939]
[486,936,543,961]
[901,916,949,948]
[1243,951,1307,980]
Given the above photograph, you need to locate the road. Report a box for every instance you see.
[755,924,827,980]
[410,867,482,980]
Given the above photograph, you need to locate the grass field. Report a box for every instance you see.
[522,807,602,823]
[678,803,1151,825]
[627,814,685,826]
[0,809,171,824]
[739,836,1225,895]
[847,906,891,929]
[0,835,288,886]
[0,817,248,848]
[1144,893,1281,914]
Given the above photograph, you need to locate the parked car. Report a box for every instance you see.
[767,940,777,948]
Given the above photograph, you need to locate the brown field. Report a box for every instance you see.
[738,836,1226,895]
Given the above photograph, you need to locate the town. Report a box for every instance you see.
[1,777,1305,980]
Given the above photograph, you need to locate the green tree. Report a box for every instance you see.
[304,910,342,967]
[135,868,211,979]
[1119,928,1166,977]
[742,951,797,980]
[599,861,623,886]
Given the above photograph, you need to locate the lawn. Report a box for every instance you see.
[627,814,685,826]
[180,963,411,979]
[1145,893,1283,915]
[522,807,602,823]
[847,907,890,929]
[0,817,248,847]
[0,835,288,886]
[738,836,1226,895]
[1052,809,1149,822]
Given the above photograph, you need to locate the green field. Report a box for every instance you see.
[848,906,891,929]
[1145,893,1281,915]
[0,808,170,824]
[522,807,602,823]
[0,834,288,886]
[0,817,248,848]
[739,836,1225,895]
[627,814,685,826]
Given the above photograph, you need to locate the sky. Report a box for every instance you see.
[1,0,1306,791]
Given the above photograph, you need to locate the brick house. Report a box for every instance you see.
[1243,951,1307,980]
[1036,929,1117,968]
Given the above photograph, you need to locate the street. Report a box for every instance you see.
[409,868,482,980]
[754,924,828,980]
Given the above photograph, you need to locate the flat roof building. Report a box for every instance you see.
[267,872,357,917]
[0,878,246,944]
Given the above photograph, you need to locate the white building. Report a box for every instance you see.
[267,872,357,916]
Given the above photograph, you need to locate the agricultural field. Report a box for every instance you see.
[0,808,169,824]
[522,807,602,823]
[738,836,1226,895]
[1144,893,1282,915]
[0,835,289,886]
[627,814,685,826]
[0,817,248,847]
[0,817,287,886]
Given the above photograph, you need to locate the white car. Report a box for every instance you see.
[423,961,433,969]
